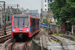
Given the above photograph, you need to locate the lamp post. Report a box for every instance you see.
[0,6,3,28]
[0,1,6,35]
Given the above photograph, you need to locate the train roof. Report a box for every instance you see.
[13,14,40,19]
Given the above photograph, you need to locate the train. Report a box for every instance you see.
[11,14,40,39]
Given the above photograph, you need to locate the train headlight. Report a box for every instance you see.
[26,29,29,32]
[13,29,16,31]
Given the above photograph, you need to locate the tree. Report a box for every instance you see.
[42,18,50,25]
[12,8,22,14]
[49,0,75,25]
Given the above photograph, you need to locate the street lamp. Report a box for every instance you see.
[0,6,3,27]
[0,1,6,35]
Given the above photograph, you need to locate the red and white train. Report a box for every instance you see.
[11,15,40,39]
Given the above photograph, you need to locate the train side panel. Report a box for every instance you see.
[11,15,14,37]
[31,17,36,36]
[30,16,40,37]
[29,15,32,37]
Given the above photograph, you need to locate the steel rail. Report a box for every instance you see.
[0,34,11,42]
[2,38,12,50]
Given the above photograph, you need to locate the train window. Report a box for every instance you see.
[25,18,29,27]
[13,16,29,27]
[33,19,35,26]
[18,18,29,27]
[13,18,18,27]
[31,18,35,26]
[19,18,23,27]
[31,18,33,26]
[37,19,39,25]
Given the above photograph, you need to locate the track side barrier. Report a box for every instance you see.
[63,34,75,41]
[32,39,47,50]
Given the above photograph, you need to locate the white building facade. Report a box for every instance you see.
[41,0,54,11]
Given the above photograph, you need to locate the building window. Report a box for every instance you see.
[45,9,46,11]
[48,8,50,11]
[50,0,52,2]
[48,0,50,3]
[45,5,46,7]
[45,0,46,2]
[52,0,54,2]
[48,5,49,7]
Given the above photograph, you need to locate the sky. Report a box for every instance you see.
[0,0,41,13]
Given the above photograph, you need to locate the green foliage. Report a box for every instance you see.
[42,18,50,25]
[66,21,70,23]
[66,23,71,31]
[70,18,75,25]
[56,19,62,25]
[13,8,22,14]
[60,41,62,45]
[49,0,75,25]
[66,0,75,8]
[54,33,63,36]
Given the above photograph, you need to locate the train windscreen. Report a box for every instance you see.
[13,16,29,27]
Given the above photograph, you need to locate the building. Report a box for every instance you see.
[41,9,51,23]
[41,0,56,23]
[41,0,54,11]
[22,9,39,17]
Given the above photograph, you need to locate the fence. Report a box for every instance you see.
[40,23,50,28]
[0,22,11,28]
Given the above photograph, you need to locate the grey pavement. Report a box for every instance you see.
[58,36,75,50]
[46,36,63,50]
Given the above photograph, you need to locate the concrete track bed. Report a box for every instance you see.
[51,35,69,50]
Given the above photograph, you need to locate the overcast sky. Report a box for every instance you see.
[0,0,41,13]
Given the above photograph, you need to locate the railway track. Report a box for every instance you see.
[1,36,32,50]
[2,38,13,50]
[0,34,11,42]
[25,41,29,50]
[3,39,31,50]
[3,33,40,50]
[0,26,11,50]
[0,25,11,42]
[1,29,40,50]
[8,42,28,50]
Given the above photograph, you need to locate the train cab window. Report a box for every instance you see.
[13,16,29,27]
[25,18,29,27]
[19,18,24,27]
[19,18,29,27]
[13,18,18,27]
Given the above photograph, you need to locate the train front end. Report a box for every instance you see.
[11,15,31,39]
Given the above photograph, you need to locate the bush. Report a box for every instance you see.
[42,18,50,25]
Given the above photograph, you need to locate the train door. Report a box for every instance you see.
[31,18,35,35]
